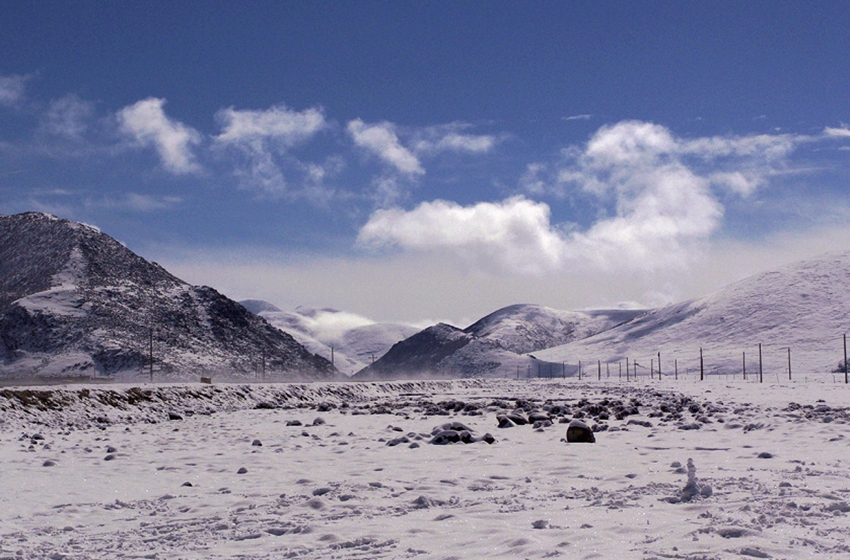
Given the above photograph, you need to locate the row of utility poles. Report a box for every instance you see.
[524,335,850,384]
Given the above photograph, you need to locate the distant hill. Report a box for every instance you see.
[0,212,336,381]
[242,303,419,375]
[535,251,850,377]
[465,303,646,354]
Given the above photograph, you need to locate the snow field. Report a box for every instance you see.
[2,379,850,559]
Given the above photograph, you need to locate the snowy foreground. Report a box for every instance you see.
[2,378,850,559]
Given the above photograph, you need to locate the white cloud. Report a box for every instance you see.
[825,126,850,138]
[0,74,27,107]
[117,98,202,174]
[563,114,593,121]
[412,124,497,155]
[359,121,817,277]
[347,119,424,175]
[358,196,566,275]
[214,104,328,196]
[215,104,325,145]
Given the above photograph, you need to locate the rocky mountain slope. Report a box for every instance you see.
[0,213,336,381]
[240,302,419,375]
[535,250,850,377]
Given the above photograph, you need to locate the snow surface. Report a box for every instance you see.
[3,378,850,559]
[535,250,850,379]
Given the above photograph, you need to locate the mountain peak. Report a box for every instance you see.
[0,213,336,381]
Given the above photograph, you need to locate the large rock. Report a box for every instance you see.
[566,419,596,443]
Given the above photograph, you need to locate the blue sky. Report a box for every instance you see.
[2,1,850,325]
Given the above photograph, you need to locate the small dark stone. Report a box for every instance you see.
[237,467,248,474]
[104,454,116,461]
[286,420,303,427]
[168,412,183,421]
[42,460,56,467]
[252,439,262,446]
[181,481,193,487]
[496,415,515,428]
[312,417,326,426]
[757,452,773,459]
[106,446,117,453]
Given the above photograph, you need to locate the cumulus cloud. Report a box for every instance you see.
[359,196,566,274]
[347,119,424,175]
[0,74,27,107]
[360,120,812,276]
[117,98,202,174]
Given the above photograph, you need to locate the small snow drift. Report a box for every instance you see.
[0,212,336,381]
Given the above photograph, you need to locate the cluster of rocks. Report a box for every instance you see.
[785,401,848,424]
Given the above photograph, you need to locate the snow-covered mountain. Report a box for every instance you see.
[0,212,336,381]
[240,302,419,375]
[465,303,646,354]
[535,250,850,377]
[354,303,643,379]
[354,322,566,379]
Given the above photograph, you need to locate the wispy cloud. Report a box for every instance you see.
[0,74,28,107]
[215,104,326,145]
[39,94,95,139]
[87,193,182,212]
[347,119,424,176]
[214,104,327,196]
[563,114,593,121]
[117,98,202,174]
[825,126,850,138]
[411,124,497,155]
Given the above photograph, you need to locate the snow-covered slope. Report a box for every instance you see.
[241,303,419,375]
[536,250,850,377]
[465,303,646,354]
[355,322,567,379]
[0,213,336,381]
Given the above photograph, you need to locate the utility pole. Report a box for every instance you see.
[597,360,601,380]
[787,347,791,380]
[699,347,704,381]
[658,352,661,378]
[844,334,848,384]
[743,351,746,380]
[262,347,266,381]
[674,358,678,380]
[758,343,763,383]
[149,328,154,383]
[626,357,629,381]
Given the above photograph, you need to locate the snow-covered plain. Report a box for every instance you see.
[2,378,850,559]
